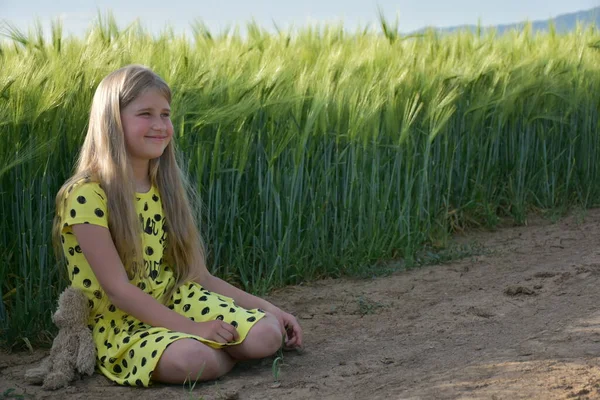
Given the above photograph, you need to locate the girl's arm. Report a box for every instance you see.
[72,224,239,344]
[196,268,303,348]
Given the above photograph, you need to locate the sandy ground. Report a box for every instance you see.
[3,209,600,399]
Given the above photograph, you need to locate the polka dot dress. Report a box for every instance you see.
[58,179,265,387]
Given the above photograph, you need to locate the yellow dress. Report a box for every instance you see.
[58,179,265,387]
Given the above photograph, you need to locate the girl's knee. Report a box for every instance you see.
[253,313,284,355]
[156,339,231,382]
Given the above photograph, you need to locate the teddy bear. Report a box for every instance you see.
[25,286,96,390]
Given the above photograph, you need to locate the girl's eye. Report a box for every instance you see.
[161,113,170,118]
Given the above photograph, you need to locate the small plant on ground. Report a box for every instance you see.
[0,388,32,400]
[183,364,206,400]
[356,296,384,316]
[271,334,286,385]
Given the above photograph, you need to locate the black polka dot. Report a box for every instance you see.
[109,305,116,312]
[99,326,105,333]
[190,317,195,321]
[174,299,182,304]
[110,320,116,328]
[123,336,130,344]
[151,350,158,358]
[94,208,104,217]
[153,214,161,221]
[84,221,89,224]
[150,270,158,280]
[63,222,68,228]
[140,332,149,338]
[231,321,238,328]
[70,209,76,218]
[113,364,122,374]
[94,290,102,299]
[133,366,138,375]
[183,304,191,312]
[169,335,179,340]
[199,296,207,301]
[187,292,194,298]
[201,307,210,315]
[152,194,159,202]
[83,279,91,288]
[88,299,94,309]
[136,379,143,387]
[143,202,149,212]
[220,303,227,308]
[145,246,154,256]
[75,245,82,253]
[137,282,146,290]
[105,340,113,349]
[123,380,130,386]
[258,308,265,313]
[155,336,164,343]
[77,196,86,204]
[129,349,135,358]
[188,284,194,290]
[141,357,147,367]
[247,316,256,322]
[140,340,147,348]
[122,359,128,368]
[61,235,65,243]
[216,315,224,321]
[69,247,75,256]
[109,357,116,363]
[114,327,120,334]
[168,304,174,310]
[229,308,236,313]
[100,356,106,363]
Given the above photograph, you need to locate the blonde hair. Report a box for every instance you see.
[53,64,206,302]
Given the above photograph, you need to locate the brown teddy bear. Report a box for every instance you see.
[25,286,96,390]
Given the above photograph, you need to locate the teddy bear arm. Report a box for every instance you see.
[76,328,97,376]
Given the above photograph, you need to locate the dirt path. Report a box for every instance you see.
[3,209,600,399]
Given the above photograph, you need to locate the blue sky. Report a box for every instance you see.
[1,0,598,37]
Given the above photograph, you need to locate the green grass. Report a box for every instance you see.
[0,388,33,400]
[1,13,599,348]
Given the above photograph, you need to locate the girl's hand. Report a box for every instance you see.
[191,321,240,344]
[267,307,303,349]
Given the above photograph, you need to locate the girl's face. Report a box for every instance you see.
[120,88,173,164]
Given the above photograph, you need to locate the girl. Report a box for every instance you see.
[52,65,302,387]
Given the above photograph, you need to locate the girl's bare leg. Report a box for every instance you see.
[153,339,236,383]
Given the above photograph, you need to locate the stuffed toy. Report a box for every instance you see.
[25,287,96,390]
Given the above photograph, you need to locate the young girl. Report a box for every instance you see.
[52,65,302,387]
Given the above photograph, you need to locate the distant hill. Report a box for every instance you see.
[414,6,600,35]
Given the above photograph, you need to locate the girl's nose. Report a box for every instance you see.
[152,119,166,131]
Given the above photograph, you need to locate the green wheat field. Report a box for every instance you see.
[1,14,599,349]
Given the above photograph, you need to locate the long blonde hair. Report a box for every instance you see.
[53,65,206,302]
